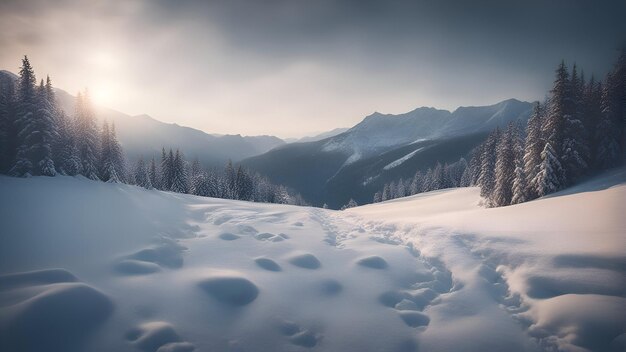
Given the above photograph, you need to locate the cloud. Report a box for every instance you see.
[0,0,624,137]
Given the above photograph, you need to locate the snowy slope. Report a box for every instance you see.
[1,169,624,352]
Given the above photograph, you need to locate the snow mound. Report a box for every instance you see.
[218,232,240,241]
[0,268,78,289]
[197,274,259,306]
[355,255,389,269]
[0,269,113,351]
[126,239,186,269]
[126,321,194,352]
[254,257,282,272]
[287,252,321,269]
[254,232,288,242]
[114,259,162,275]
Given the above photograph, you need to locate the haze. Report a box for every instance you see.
[1,0,624,138]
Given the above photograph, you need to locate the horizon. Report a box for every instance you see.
[0,66,532,139]
[1,0,624,138]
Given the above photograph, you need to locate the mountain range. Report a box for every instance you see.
[1,69,533,208]
[0,70,285,167]
[243,99,533,208]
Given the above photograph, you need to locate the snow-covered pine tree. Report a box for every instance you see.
[492,123,516,207]
[341,199,358,210]
[422,167,433,192]
[56,110,81,176]
[148,157,161,190]
[108,122,126,182]
[235,166,253,201]
[75,90,100,180]
[224,160,236,199]
[396,179,406,198]
[460,165,472,187]
[583,76,603,168]
[561,64,589,182]
[10,56,38,176]
[409,170,423,195]
[381,183,391,201]
[544,61,570,187]
[595,72,621,170]
[432,162,444,191]
[523,102,545,200]
[468,145,483,186]
[160,148,171,190]
[31,79,57,176]
[98,120,124,183]
[0,74,16,173]
[134,156,152,189]
[534,142,564,197]
[372,191,382,203]
[477,128,500,198]
[388,181,397,199]
[511,124,528,205]
[170,149,188,193]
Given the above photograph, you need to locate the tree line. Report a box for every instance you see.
[0,56,306,205]
[372,158,469,203]
[372,51,625,207]
[473,53,625,207]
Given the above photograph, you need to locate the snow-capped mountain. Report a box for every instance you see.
[243,99,533,208]
[0,70,285,167]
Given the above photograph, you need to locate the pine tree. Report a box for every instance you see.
[477,128,500,198]
[32,79,57,176]
[534,142,564,197]
[170,149,188,193]
[524,102,545,199]
[148,157,161,190]
[10,56,38,176]
[561,64,589,182]
[75,90,100,180]
[492,124,516,207]
[160,148,171,190]
[235,166,253,200]
[0,73,16,173]
[98,120,124,183]
[544,61,571,186]
[595,73,621,170]
[381,183,391,201]
[583,76,603,167]
[372,191,382,203]
[133,156,152,189]
[409,170,423,194]
[511,124,528,204]
[341,199,358,210]
[224,160,236,199]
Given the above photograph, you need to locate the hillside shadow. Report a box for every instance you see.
[544,167,626,198]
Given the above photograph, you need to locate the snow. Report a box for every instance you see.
[383,147,425,170]
[0,168,624,351]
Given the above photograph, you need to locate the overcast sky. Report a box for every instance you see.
[1,0,625,138]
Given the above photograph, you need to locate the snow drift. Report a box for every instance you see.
[0,168,624,351]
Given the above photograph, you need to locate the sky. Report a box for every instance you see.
[1,0,625,138]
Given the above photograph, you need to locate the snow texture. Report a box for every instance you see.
[0,168,624,351]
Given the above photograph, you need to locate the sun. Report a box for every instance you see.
[91,84,114,106]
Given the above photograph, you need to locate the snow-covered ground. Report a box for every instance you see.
[0,169,624,352]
